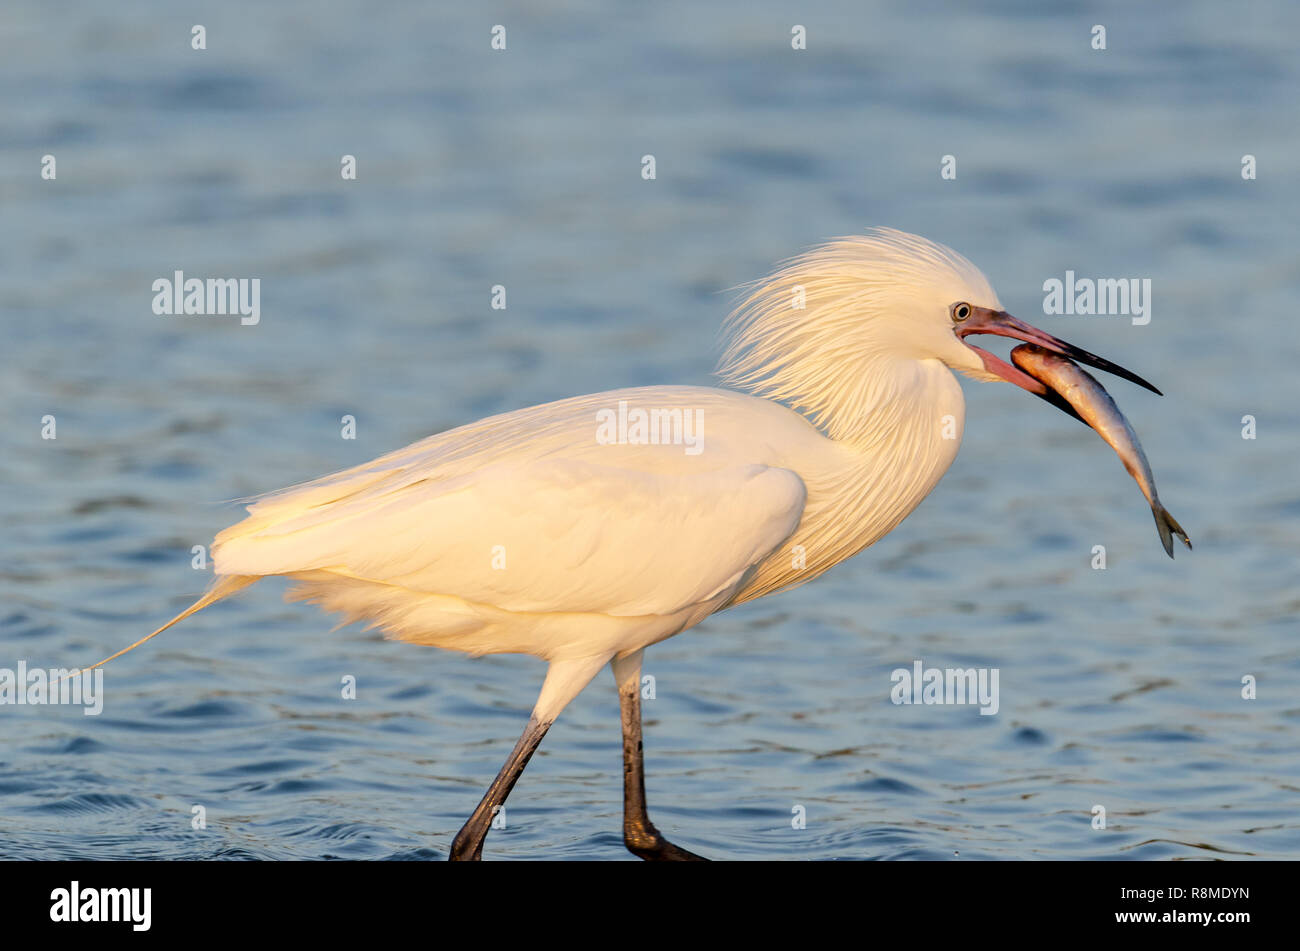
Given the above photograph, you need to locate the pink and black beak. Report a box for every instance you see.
[957,306,1160,422]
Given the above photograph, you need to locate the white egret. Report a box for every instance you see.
[83,228,1169,860]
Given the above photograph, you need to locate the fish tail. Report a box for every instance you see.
[1151,502,1192,558]
[58,575,258,685]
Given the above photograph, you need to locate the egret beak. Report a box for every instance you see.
[957,307,1161,422]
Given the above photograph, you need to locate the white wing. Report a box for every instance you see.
[213,387,808,619]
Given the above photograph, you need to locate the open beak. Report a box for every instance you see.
[957,307,1161,422]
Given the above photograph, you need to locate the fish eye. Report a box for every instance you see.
[951,302,972,322]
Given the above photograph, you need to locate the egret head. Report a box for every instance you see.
[718,227,1157,433]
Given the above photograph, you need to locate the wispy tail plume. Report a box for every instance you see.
[62,575,258,682]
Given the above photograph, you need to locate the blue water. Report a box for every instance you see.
[2,0,1298,859]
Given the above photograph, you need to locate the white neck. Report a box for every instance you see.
[732,357,966,605]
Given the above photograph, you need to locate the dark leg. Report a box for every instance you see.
[613,651,708,861]
[449,714,551,861]
[448,653,610,861]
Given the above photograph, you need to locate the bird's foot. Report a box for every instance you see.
[624,824,709,861]
[448,829,484,861]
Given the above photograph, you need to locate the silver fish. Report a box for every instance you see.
[1010,343,1191,558]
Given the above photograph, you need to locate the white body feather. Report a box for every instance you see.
[213,376,964,662]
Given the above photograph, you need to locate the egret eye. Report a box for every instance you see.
[951,302,972,322]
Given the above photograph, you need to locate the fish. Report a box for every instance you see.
[1010,343,1191,558]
